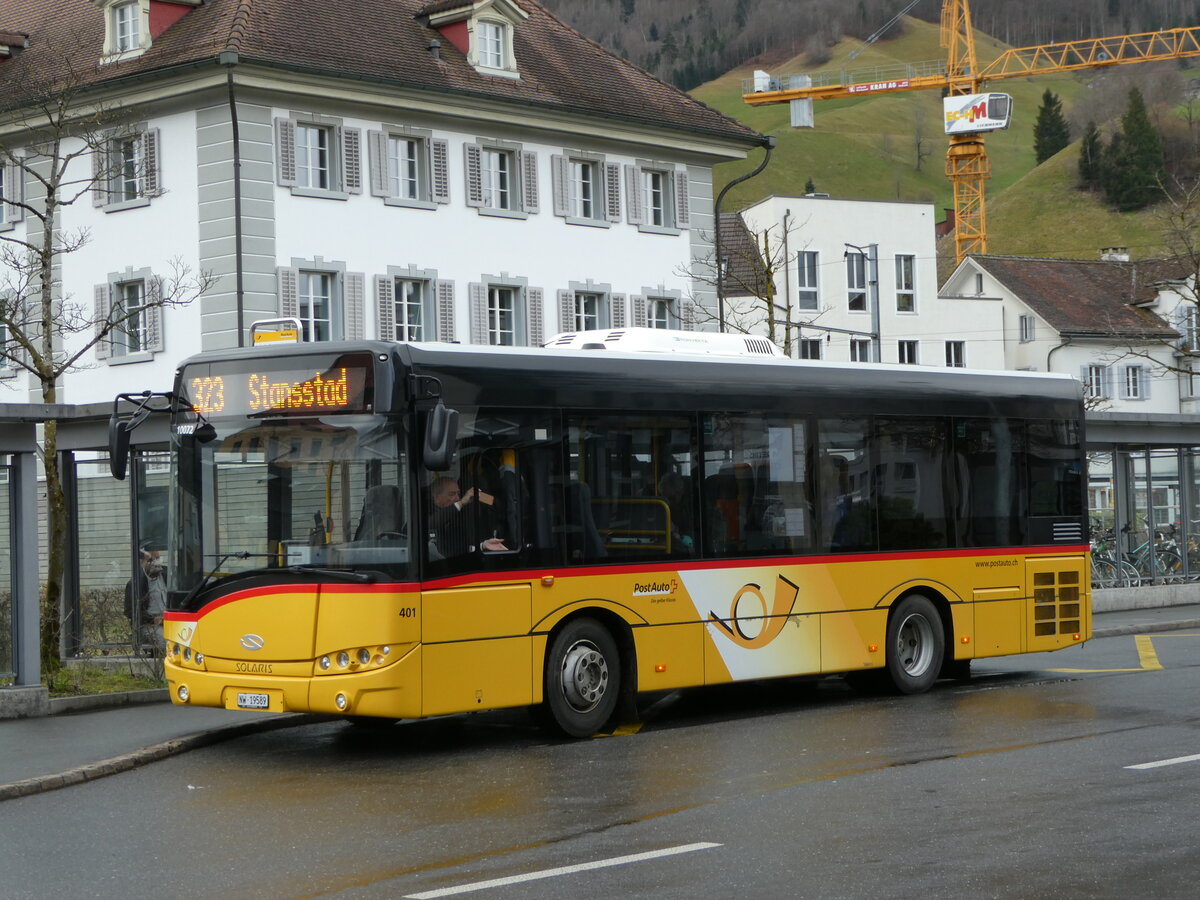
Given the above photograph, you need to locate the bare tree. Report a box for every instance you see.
[1,60,210,677]
[685,212,827,355]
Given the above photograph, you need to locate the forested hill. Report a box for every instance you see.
[540,0,1200,90]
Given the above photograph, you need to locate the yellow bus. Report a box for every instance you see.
[110,337,1089,737]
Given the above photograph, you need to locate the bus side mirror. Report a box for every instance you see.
[423,401,459,471]
[109,417,132,480]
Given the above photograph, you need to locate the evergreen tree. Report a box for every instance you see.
[1033,89,1071,163]
[804,177,816,194]
[1103,88,1165,211]
[1079,120,1103,190]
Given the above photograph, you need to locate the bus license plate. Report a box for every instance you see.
[236,692,270,710]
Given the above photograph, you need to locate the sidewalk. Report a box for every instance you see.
[2,602,1199,802]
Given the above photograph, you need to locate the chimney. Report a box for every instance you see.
[428,38,441,59]
[1101,246,1130,262]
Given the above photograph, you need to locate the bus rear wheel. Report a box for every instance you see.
[885,594,944,694]
[544,618,620,738]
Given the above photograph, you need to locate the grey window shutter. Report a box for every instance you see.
[674,167,690,228]
[464,144,484,208]
[681,298,697,331]
[550,155,568,218]
[520,150,539,214]
[1078,365,1091,390]
[624,165,644,225]
[431,139,450,204]
[142,128,161,197]
[1141,367,1151,399]
[368,131,389,198]
[375,275,395,340]
[604,162,621,223]
[5,159,24,222]
[611,292,626,328]
[342,128,362,194]
[468,282,487,344]
[94,283,112,360]
[557,289,574,333]
[527,287,544,347]
[345,272,365,339]
[147,278,165,352]
[277,266,299,318]
[92,144,108,207]
[436,279,456,342]
[631,294,647,328]
[275,118,297,187]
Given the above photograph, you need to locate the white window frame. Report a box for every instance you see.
[368,127,448,209]
[798,338,822,360]
[478,21,506,69]
[573,291,603,331]
[1121,364,1148,401]
[114,1,140,53]
[276,114,361,200]
[1019,314,1036,343]
[0,164,7,228]
[394,277,429,342]
[93,126,160,213]
[898,340,919,365]
[96,266,163,365]
[1085,364,1108,399]
[847,252,867,312]
[298,270,335,343]
[895,254,916,312]
[625,161,688,235]
[465,139,536,219]
[488,285,518,345]
[850,339,871,362]
[797,251,819,311]
[1181,305,1200,350]
[945,341,965,368]
[481,148,511,211]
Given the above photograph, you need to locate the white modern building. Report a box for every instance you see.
[730,195,1005,369]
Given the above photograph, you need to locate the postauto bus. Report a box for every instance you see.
[109,335,1089,737]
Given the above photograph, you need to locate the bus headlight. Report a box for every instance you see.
[357,648,370,665]
[194,653,204,666]
[319,656,331,670]
[337,652,350,668]
[177,685,190,703]
[335,693,348,710]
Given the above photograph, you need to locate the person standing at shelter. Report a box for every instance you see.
[125,548,167,654]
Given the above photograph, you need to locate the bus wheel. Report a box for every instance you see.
[545,618,620,738]
[885,594,944,694]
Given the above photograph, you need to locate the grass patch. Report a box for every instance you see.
[46,664,164,698]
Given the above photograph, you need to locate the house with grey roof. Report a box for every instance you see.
[0,0,765,407]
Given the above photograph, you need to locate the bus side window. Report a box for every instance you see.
[817,418,874,552]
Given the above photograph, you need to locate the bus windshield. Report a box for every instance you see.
[170,356,411,603]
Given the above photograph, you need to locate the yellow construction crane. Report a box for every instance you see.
[744,0,1200,263]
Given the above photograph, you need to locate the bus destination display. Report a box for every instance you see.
[184,355,372,417]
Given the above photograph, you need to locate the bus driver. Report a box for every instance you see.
[430,477,508,556]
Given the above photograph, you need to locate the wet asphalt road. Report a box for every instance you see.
[3,628,1200,899]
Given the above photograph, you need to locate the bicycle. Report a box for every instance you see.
[1090,528,1140,589]
[1121,523,1186,584]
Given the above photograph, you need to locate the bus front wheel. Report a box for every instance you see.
[544,618,620,738]
[885,594,944,694]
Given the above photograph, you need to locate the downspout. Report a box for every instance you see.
[1047,335,1072,373]
[715,135,775,332]
[221,51,246,347]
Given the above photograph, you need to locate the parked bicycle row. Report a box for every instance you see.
[1090,521,1199,588]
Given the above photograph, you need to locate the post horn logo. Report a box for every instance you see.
[240,633,265,651]
[709,575,800,649]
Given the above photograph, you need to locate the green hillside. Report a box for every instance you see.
[691,17,1124,254]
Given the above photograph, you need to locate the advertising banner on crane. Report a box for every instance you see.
[944,93,1013,135]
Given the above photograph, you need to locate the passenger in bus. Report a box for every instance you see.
[659,471,695,554]
[430,476,508,556]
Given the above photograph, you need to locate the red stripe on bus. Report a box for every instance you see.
[163,543,1087,622]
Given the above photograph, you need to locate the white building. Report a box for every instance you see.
[730,195,1005,369]
[0,0,764,407]
[940,253,1186,414]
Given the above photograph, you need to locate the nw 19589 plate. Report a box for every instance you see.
[236,692,270,710]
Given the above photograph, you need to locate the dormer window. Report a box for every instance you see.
[94,0,201,62]
[477,20,505,69]
[420,0,528,79]
[113,1,140,52]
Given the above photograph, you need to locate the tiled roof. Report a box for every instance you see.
[0,0,760,146]
[970,255,1184,340]
[718,213,768,298]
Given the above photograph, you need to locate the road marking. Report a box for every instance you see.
[402,842,722,898]
[1125,753,1200,771]
[601,722,644,737]
[1051,633,1165,673]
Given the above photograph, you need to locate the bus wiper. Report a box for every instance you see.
[181,551,269,606]
[284,565,374,583]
